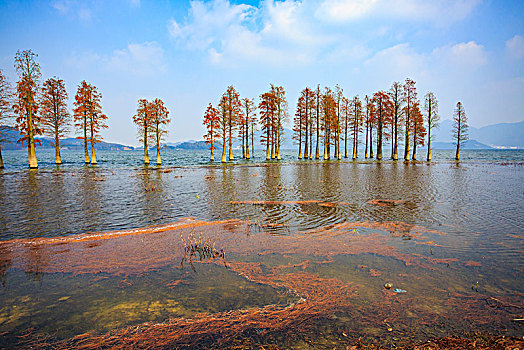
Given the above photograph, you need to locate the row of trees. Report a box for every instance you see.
[0,50,174,168]
[0,50,109,168]
[203,79,468,162]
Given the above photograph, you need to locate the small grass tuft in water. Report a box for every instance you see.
[180,231,226,271]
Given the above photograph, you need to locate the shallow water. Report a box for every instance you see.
[0,149,523,348]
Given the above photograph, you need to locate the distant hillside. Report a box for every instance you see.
[435,120,523,149]
[165,141,208,150]
[430,140,492,150]
[0,126,134,151]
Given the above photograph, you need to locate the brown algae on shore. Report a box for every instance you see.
[1,217,522,348]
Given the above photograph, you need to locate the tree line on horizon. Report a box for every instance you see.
[0,49,469,169]
[203,80,469,163]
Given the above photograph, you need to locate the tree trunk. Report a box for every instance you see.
[84,115,89,164]
[210,143,214,162]
[90,120,97,165]
[369,125,374,158]
[277,125,281,161]
[144,129,150,165]
[245,118,250,159]
[0,147,4,169]
[427,127,432,161]
[393,113,398,160]
[455,118,461,161]
[28,111,38,169]
[156,136,161,165]
[228,122,234,161]
[251,126,254,159]
[404,121,410,160]
[55,135,61,165]
[298,115,302,159]
[222,134,227,163]
[377,118,383,160]
[304,105,309,159]
[412,126,417,160]
[365,123,368,158]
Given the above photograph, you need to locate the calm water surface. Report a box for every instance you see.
[0,149,523,348]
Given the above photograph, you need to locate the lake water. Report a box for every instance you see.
[0,149,523,348]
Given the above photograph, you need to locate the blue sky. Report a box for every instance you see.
[1,0,523,145]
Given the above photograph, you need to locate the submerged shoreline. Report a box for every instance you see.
[1,217,523,348]
[0,159,522,348]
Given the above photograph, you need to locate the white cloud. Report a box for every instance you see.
[505,34,524,60]
[66,42,166,77]
[433,41,487,71]
[107,42,167,76]
[316,0,480,24]
[316,0,377,21]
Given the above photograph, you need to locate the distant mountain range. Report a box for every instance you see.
[0,126,133,151]
[1,120,522,151]
[434,120,523,149]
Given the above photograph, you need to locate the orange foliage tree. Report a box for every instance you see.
[350,96,363,160]
[321,87,337,160]
[259,91,276,161]
[389,81,404,160]
[411,102,426,160]
[221,86,241,162]
[203,103,220,161]
[13,50,42,168]
[73,81,107,165]
[0,69,13,169]
[150,98,170,165]
[372,91,393,160]
[402,78,418,160]
[333,85,343,160]
[293,94,304,159]
[40,77,70,165]
[133,99,152,165]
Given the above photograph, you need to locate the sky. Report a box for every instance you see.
[0,0,523,146]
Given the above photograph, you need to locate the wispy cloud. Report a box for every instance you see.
[316,0,481,24]
[505,34,524,61]
[66,42,167,77]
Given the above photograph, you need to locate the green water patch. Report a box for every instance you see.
[0,262,295,347]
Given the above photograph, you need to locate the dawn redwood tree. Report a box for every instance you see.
[314,85,321,160]
[223,86,241,161]
[271,85,288,161]
[259,91,276,161]
[341,96,350,158]
[248,105,258,158]
[351,96,363,160]
[364,95,374,159]
[73,81,107,165]
[40,77,71,164]
[203,103,220,161]
[303,88,314,159]
[424,92,439,161]
[293,94,305,159]
[73,81,92,164]
[13,50,41,168]
[452,102,468,160]
[403,78,418,160]
[389,81,404,160]
[321,87,337,160]
[241,98,256,159]
[372,91,392,160]
[133,99,152,165]
[150,98,170,165]
[334,85,343,160]
[411,102,426,160]
[0,69,13,169]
